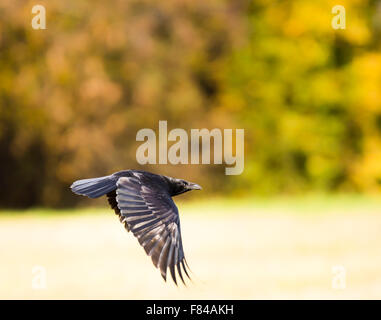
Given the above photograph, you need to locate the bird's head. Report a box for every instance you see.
[166,177,202,197]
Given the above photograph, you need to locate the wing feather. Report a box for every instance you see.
[109,176,190,285]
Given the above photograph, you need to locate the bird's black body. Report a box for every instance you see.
[70,169,201,285]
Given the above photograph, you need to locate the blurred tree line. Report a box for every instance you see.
[1,0,381,208]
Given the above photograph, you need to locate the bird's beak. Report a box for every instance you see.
[188,183,202,190]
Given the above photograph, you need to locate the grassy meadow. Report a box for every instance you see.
[1,196,380,299]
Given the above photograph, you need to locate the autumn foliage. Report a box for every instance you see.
[1,0,381,207]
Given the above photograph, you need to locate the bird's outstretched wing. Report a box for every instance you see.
[110,176,190,285]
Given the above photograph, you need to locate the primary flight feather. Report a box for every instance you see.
[70,169,201,285]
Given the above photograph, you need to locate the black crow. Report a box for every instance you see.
[70,169,201,285]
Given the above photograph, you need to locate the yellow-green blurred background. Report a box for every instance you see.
[1,0,381,299]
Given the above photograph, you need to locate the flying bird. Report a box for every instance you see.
[70,169,201,285]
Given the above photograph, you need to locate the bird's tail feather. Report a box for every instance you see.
[70,175,116,198]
